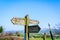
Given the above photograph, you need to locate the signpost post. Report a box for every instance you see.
[11,15,40,40]
[24,15,29,40]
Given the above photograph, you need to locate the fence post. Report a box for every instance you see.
[48,23,54,40]
[43,33,46,40]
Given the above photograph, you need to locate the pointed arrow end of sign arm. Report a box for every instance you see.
[11,17,15,24]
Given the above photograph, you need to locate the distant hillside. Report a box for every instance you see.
[4,30,24,34]
[39,29,50,35]
[39,28,60,35]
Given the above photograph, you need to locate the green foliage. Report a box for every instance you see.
[15,31,24,37]
[0,26,3,33]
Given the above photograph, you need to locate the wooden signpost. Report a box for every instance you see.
[28,25,40,33]
[11,15,40,40]
[11,17,39,25]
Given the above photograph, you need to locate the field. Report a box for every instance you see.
[0,33,60,40]
[0,37,60,40]
[29,37,60,40]
[0,36,24,40]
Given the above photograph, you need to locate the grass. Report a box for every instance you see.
[0,36,60,40]
[29,37,60,40]
[29,38,43,40]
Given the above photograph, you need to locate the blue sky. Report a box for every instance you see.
[0,0,60,31]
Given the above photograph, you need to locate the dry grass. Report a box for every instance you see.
[0,36,24,40]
